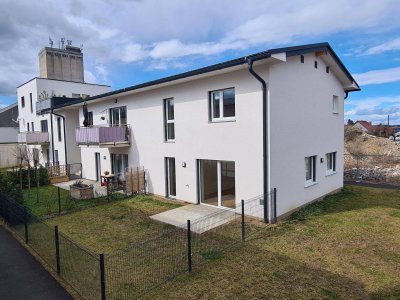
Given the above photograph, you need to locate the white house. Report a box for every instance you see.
[52,42,359,222]
[17,45,110,167]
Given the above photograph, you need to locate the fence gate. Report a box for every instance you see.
[125,166,146,194]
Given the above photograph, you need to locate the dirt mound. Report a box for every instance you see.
[344,126,400,156]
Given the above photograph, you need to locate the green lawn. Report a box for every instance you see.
[46,195,182,253]
[142,185,400,299]
[22,185,127,218]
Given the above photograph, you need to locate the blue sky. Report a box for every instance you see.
[1,0,400,124]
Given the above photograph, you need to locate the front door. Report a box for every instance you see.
[95,152,101,181]
[166,157,176,198]
[199,160,235,209]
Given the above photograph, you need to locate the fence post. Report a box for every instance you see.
[24,223,29,244]
[241,200,245,241]
[54,225,61,275]
[130,168,133,195]
[100,253,106,300]
[137,166,140,194]
[57,187,61,214]
[187,220,192,273]
[271,188,277,224]
[356,155,360,182]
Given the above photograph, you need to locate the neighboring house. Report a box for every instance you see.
[353,120,373,132]
[0,103,20,167]
[51,42,359,221]
[17,45,110,167]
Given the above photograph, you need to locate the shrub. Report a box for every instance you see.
[0,172,23,203]
[7,166,49,187]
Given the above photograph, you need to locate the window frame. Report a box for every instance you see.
[41,120,48,132]
[164,98,175,142]
[305,155,317,187]
[209,87,235,122]
[332,95,339,114]
[326,152,337,176]
[30,93,33,113]
[21,96,25,108]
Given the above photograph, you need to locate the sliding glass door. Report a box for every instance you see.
[199,160,235,209]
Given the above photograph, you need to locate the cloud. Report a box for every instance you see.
[354,67,400,85]
[345,96,400,124]
[364,37,400,55]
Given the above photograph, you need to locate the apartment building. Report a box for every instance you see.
[51,42,359,221]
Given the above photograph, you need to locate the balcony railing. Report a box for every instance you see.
[75,125,131,147]
[36,96,81,115]
[17,132,50,145]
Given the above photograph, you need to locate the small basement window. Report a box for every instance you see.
[326,152,337,175]
[305,155,317,186]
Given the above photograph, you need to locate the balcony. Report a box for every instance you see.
[75,125,131,147]
[18,132,50,145]
[36,96,80,115]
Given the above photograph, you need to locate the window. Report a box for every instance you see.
[314,61,318,68]
[30,93,33,113]
[41,120,48,132]
[57,117,62,141]
[31,122,34,132]
[326,66,330,74]
[300,55,304,63]
[165,157,176,198]
[21,96,25,108]
[332,95,339,114]
[33,148,39,166]
[72,93,80,98]
[326,152,337,175]
[109,106,127,126]
[88,112,93,126]
[111,154,128,183]
[210,88,235,121]
[164,98,175,141]
[27,122,30,132]
[305,155,317,186]
[54,150,59,164]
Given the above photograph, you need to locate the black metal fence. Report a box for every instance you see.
[0,189,276,299]
[344,154,400,186]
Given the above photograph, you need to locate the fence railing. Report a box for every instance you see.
[75,125,131,147]
[344,154,400,186]
[0,189,276,299]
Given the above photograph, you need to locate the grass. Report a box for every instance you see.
[22,185,127,218]
[140,185,400,299]
[46,195,182,253]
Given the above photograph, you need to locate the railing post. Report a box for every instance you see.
[24,223,29,244]
[187,220,192,273]
[54,225,61,275]
[241,200,245,241]
[100,253,106,300]
[58,187,61,214]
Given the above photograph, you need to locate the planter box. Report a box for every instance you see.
[70,185,94,200]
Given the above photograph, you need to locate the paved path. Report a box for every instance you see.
[0,226,72,300]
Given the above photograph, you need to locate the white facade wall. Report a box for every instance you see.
[270,54,344,217]
[79,67,265,204]
[17,78,110,166]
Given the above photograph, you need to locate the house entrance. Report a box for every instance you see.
[198,160,235,209]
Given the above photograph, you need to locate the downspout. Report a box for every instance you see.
[52,110,68,165]
[247,58,270,223]
[344,91,349,99]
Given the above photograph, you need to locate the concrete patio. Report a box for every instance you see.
[53,179,108,197]
[150,204,237,234]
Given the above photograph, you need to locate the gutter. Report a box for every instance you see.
[51,110,68,165]
[247,57,270,223]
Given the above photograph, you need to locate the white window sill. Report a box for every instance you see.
[304,181,318,188]
[325,170,337,177]
[209,118,236,123]
[165,140,175,143]
[332,112,339,114]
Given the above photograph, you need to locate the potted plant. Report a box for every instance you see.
[70,180,94,199]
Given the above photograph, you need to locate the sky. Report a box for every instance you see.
[1,0,400,124]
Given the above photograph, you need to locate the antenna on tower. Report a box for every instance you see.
[60,37,65,49]
[67,39,72,46]
[49,37,53,48]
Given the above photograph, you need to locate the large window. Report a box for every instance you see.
[305,155,317,186]
[109,106,127,126]
[326,152,337,175]
[111,154,128,183]
[21,96,25,108]
[164,98,175,141]
[31,122,34,132]
[165,157,176,198]
[88,112,93,126]
[41,120,48,132]
[210,88,235,121]
[27,122,30,132]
